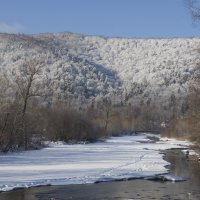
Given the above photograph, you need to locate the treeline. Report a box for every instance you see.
[163,67,200,146]
[0,58,105,152]
[0,101,104,152]
[0,94,164,152]
[2,57,200,152]
[0,58,167,152]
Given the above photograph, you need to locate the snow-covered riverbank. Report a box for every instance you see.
[0,133,193,192]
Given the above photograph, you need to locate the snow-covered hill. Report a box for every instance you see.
[0,32,199,105]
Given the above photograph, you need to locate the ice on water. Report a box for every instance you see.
[0,133,191,191]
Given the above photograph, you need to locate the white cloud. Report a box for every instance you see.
[0,22,24,33]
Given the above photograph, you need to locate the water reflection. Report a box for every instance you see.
[165,149,200,186]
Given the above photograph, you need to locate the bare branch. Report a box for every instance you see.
[186,0,200,20]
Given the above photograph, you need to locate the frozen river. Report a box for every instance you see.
[0,133,193,192]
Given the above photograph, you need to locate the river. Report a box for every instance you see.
[0,135,200,199]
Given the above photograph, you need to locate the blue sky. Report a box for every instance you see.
[0,0,199,38]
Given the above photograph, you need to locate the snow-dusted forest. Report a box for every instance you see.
[0,32,199,105]
[0,32,200,151]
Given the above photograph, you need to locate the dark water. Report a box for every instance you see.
[0,149,200,200]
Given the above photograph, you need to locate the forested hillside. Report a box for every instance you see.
[1,32,200,104]
[0,32,200,151]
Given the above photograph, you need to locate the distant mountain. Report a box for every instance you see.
[0,32,199,106]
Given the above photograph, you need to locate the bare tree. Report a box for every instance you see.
[15,58,53,149]
[101,97,112,133]
[187,0,200,20]
[0,57,51,151]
